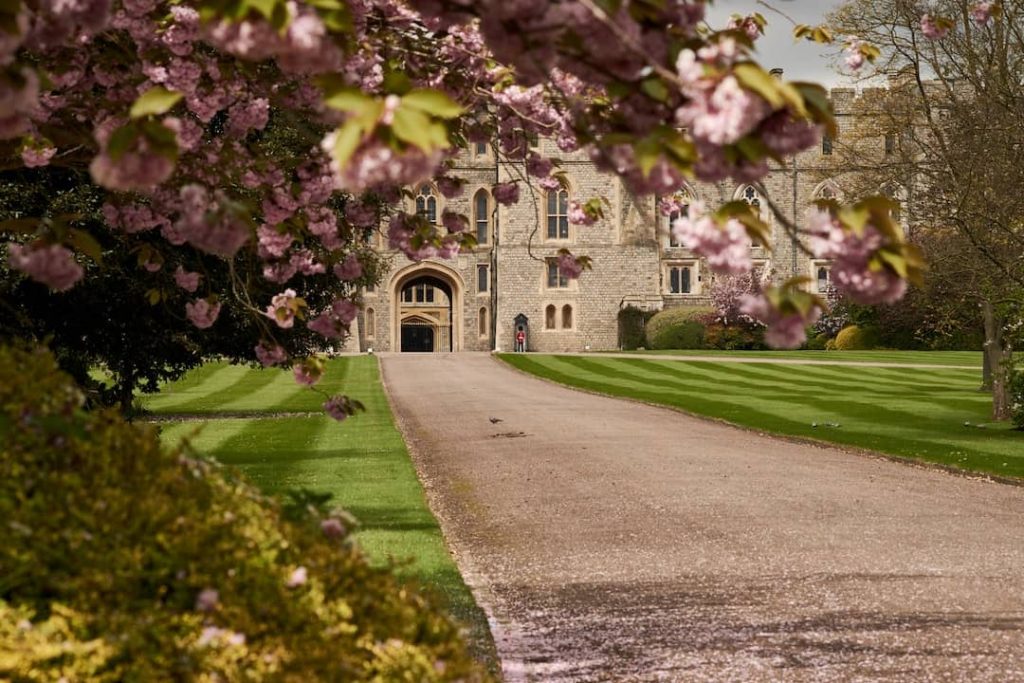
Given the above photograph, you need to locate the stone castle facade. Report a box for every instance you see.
[356,87,899,353]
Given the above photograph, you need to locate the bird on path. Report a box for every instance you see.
[489,417,503,424]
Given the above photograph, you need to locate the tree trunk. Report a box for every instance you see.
[981,300,1011,420]
[116,369,136,418]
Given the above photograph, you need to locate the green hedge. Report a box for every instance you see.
[0,345,486,682]
[1011,369,1024,431]
[617,306,655,350]
[650,320,706,350]
[645,307,713,345]
[834,325,880,350]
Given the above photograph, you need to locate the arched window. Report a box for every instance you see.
[365,307,375,338]
[478,307,488,336]
[561,304,573,329]
[546,189,569,240]
[415,185,438,224]
[664,192,694,248]
[474,189,490,245]
[739,185,767,247]
[545,304,556,330]
[740,185,763,217]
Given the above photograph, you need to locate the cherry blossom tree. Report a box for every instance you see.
[0,0,926,414]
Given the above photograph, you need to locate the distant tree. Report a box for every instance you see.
[828,0,1024,417]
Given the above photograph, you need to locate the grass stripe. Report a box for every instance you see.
[501,353,1023,479]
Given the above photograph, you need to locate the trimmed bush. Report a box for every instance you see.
[0,345,486,682]
[650,320,706,350]
[834,325,880,351]
[645,307,713,346]
[617,306,655,350]
[806,333,830,351]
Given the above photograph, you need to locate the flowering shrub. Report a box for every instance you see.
[0,345,486,682]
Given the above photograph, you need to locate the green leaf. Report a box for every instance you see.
[106,124,139,161]
[733,63,784,108]
[330,120,363,169]
[634,138,661,178]
[67,229,103,265]
[140,121,179,160]
[640,77,669,102]
[401,89,463,119]
[130,87,183,119]
[391,106,450,151]
[146,288,162,305]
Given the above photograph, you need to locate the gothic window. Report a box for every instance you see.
[546,259,569,288]
[477,264,489,293]
[415,185,438,224]
[474,141,488,156]
[474,189,490,245]
[561,304,573,329]
[365,307,375,338]
[546,189,569,240]
[884,132,895,155]
[478,307,488,336]
[664,194,692,248]
[739,185,766,247]
[822,135,833,155]
[545,304,556,330]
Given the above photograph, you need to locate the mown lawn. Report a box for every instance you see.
[499,353,1024,479]
[148,357,497,669]
[609,349,982,367]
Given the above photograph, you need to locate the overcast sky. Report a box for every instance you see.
[705,0,852,86]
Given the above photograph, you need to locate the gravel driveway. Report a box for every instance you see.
[380,353,1024,682]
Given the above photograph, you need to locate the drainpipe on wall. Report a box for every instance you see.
[489,153,499,350]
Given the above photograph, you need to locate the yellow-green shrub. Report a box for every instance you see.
[645,307,713,346]
[0,345,487,682]
[833,325,880,351]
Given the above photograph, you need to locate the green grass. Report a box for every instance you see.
[149,358,497,671]
[607,349,982,367]
[499,353,1024,479]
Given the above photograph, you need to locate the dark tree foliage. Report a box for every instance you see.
[0,166,363,414]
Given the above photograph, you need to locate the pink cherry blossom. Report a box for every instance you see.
[441,211,468,233]
[843,38,866,71]
[676,75,770,147]
[492,182,519,205]
[21,145,56,168]
[286,566,307,588]
[320,517,346,538]
[436,176,464,198]
[557,252,584,279]
[173,266,200,292]
[7,243,83,292]
[256,225,294,259]
[567,201,596,226]
[185,298,221,329]
[971,2,994,26]
[671,201,752,275]
[920,14,950,40]
[740,293,820,350]
[194,587,219,612]
[265,289,298,328]
[254,341,287,367]
[323,395,350,422]
[333,253,363,281]
[293,362,321,386]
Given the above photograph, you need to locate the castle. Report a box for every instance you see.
[356,87,901,353]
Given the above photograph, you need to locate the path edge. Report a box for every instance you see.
[375,354,511,681]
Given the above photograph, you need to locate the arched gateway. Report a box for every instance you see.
[390,263,464,352]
